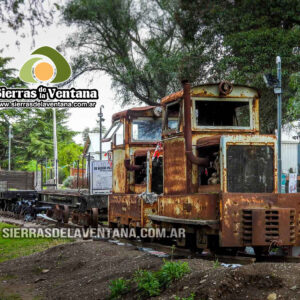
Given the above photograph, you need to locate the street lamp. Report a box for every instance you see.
[8,124,12,171]
[263,56,282,193]
[98,105,105,160]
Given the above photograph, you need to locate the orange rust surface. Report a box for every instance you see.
[220,193,300,247]
[163,138,187,194]
[158,193,219,220]
[112,106,157,121]
[112,149,126,193]
[108,194,157,227]
[161,84,260,105]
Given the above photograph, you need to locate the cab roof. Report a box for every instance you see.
[160,83,260,105]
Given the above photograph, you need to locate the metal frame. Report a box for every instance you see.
[191,97,253,130]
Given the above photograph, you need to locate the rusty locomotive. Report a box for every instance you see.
[108,81,300,255]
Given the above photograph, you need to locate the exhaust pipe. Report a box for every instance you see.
[182,80,209,166]
[124,159,143,171]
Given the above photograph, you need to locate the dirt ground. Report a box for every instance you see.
[1,240,300,300]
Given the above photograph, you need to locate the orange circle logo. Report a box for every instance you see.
[34,62,54,81]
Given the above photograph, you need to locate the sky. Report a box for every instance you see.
[1,12,131,144]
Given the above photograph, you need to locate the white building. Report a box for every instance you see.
[281,121,300,174]
[83,132,111,161]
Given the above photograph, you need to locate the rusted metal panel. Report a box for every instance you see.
[163,138,187,194]
[220,192,300,247]
[161,84,260,105]
[112,106,157,122]
[158,194,219,220]
[108,193,157,227]
[112,149,126,193]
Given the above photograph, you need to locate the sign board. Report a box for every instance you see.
[90,160,112,194]
[289,173,297,193]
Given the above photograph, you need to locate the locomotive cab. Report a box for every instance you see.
[106,106,163,228]
[150,81,300,254]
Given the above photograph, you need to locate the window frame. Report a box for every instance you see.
[131,117,162,142]
[192,97,253,130]
[163,99,182,133]
[102,121,122,142]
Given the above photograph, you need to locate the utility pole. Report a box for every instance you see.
[8,124,12,171]
[53,108,58,189]
[275,56,282,193]
[98,105,104,160]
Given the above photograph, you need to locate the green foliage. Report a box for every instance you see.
[63,0,210,106]
[0,54,80,170]
[63,176,74,188]
[63,0,300,132]
[58,143,83,178]
[108,260,191,299]
[213,258,221,269]
[109,277,131,299]
[0,222,71,263]
[133,260,191,297]
[175,293,195,300]
[158,260,190,287]
[174,0,300,132]
[287,72,300,120]
[134,269,161,297]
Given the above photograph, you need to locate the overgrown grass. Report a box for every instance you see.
[109,260,191,299]
[0,222,71,263]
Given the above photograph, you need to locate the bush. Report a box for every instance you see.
[109,261,191,299]
[62,176,74,188]
[109,277,131,299]
[158,260,191,287]
[134,270,161,297]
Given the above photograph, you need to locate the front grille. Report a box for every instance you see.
[290,210,296,244]
[242,209,296,245]
[227,145,274,193]
[242,209,253,244]
[265,210,279,243]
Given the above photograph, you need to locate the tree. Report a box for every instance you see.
[169,0,300,132]
[0,55,78,170]
[63,0,300,132]
[58,142,83,179]
[63,0,210,106]
[0,0,59,36]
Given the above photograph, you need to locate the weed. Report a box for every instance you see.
[158,260,190,287]
[213,258,221,268]
[175,293,195,300]
[134,269,160,297]
[171,244,176,260]
[109,277,131,299]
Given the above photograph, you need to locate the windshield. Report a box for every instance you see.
[132,118,162,141]
[102,121,121,141]
[195,100,250,127]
